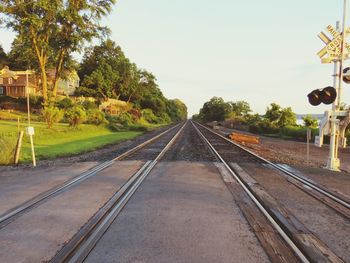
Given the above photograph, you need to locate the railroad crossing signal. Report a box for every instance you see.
[307,86,337,106]
[317,25,350,63]
[343,67,350,83]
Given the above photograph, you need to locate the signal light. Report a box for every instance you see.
[343,67,350,84]
[307,86,337,106]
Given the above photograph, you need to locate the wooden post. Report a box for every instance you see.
[17,117,20,132]
[29,134,36,167]
[307,128,311,166]
[14,131,24,165]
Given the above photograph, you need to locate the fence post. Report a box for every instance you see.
[14,131,24,165]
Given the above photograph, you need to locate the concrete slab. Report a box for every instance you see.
[85,161,270,263]
[0,162,99,215]
[0,160,145,263]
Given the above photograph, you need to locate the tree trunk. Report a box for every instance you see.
[52,50,65,98]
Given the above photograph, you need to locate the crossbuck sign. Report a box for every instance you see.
[317,25,350,63]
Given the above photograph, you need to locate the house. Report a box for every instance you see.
[47,69,80,96]
[0,66,80,98]
[0,66,37,97]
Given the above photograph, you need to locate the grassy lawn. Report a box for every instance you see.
[0,120,143,164]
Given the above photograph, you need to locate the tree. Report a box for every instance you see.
[265,103,282,123]
[7,36,38,70]
[1,0,115,104]
[303,115,318,128]
[229,101,252,117]
[199,97,231,122]
[0,45,8,68]
[166,99,188,122]
[79,40,127,99]
[278,107,296,127]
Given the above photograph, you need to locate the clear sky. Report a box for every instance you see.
[1,0,349,116]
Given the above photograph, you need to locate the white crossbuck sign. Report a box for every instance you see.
[317,25,350,63]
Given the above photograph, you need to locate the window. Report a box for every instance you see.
[0,87,3,95]
[0,78,3,85]
[8,78,13,84]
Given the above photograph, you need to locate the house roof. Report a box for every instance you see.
[0,66,35,78]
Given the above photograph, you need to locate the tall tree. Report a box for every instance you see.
[229,100,252,117]
[265,103,282,123]
[199,97,231,122]
[78,39,126,99]
[0,0,115,104]
[0,45,8,68]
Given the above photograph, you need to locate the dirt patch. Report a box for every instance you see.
[216,126,350,173]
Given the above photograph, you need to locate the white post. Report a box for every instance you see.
[337,0,348,108]
[327,22,341,171]
[26,71,36,167]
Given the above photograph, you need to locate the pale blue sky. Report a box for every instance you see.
[1,0,349,115]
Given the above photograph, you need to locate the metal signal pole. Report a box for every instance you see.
[327,0,348,171]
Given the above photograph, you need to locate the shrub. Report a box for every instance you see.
[57,97,74,110]
[82,101,98,110]
[0,136,16,165]
[128,124,149,132]
[65,106,87,128]
[107,122,125,132]
[142,109,158,124]
[42,106,63,129]
[86,109,108,125]
[128,108,142,120]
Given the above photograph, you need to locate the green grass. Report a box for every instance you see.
[0,120,143,164]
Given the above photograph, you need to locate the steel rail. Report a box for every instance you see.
[191,121,310,263]
[0,123,182,228]
[55,121,187,263]
[194,121,350,210]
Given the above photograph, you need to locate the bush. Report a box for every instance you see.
[42,106,63,129]
[142,109,158,124]
[86,109,108,125]
[29,95,44,107]
[65,106,87,128]
[0,136,16,165]
[107,122,125,132]
[108,112,134,126]
[128,108,142,120]
[128,124,149,132]
[82,101,98,110]
[249,119,279,134]
[57,97,74,110]
[278,126,318,141]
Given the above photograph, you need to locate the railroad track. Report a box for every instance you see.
[0,122,184,229]
[50,122,186,263]
[194,121,350,216]
[192,121,349,263]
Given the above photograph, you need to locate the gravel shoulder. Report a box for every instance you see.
[215,126,350,198]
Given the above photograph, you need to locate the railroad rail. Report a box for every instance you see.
[0,122,184,229]
[51,122,187,263]
[192,121,347,263]
[194,121,350,215]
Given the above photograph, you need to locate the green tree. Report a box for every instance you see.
[265,103,282,123]
[303,115,318,128]
[1,0,115,103]
[166,99,188,122]
[278,107,296,127]
[229,101,252,117]
[7,36,39,70]
[199,97,231,122]
[0,45,7,68]
[79,40,128,99]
